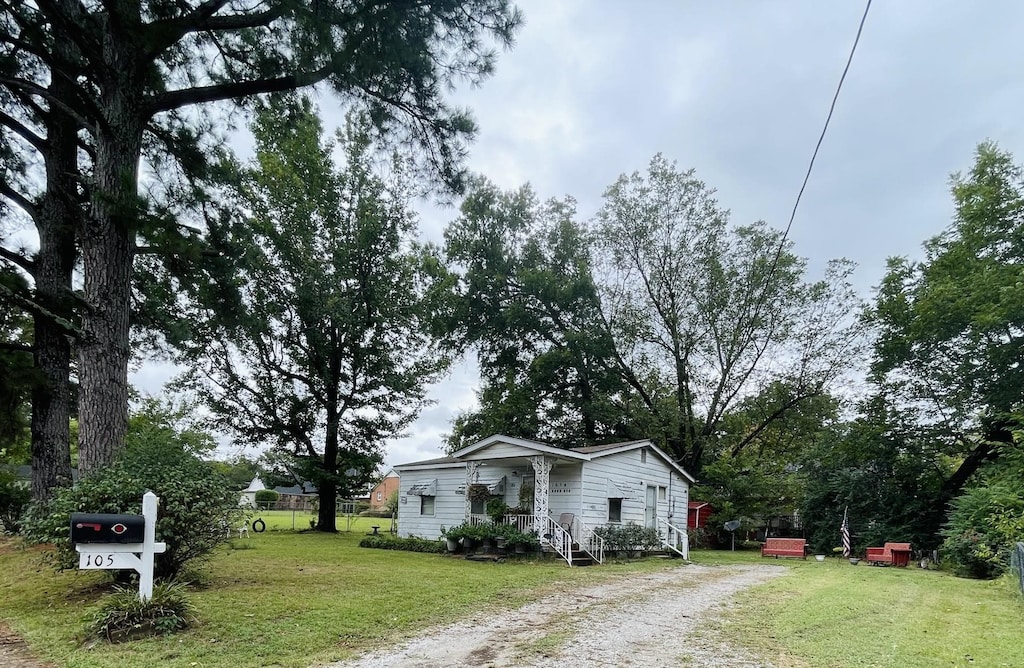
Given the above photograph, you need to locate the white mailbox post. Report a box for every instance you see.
[73,491,166,602]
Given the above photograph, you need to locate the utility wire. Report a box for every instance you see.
[782,0,873,240]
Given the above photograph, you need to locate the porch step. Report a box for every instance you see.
[570,550,593,566]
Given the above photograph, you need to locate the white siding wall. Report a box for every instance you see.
[547,466,583,521]
[397,464,529,539]
[463,442,561,459]
[579,449,690,531]
[396,467,465,539]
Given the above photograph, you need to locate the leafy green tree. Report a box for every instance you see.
[798,394,949,554]
[869,142,1024,523]
[697,384,842,539]
[1,0,521,485]
[595,155,865,473]
[442,180,625,449]
[172,100,447,532]
[941,432,1024,579]
[209,456,265,492]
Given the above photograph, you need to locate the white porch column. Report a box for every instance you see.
[529,455,554,535]
[464,461,481,520]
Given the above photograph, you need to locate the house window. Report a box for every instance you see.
[420,496,435,516]
[641,449,647,463]
[608,498,622,523]
[659,486,667,502]
[376,491,383,502]
[471,497,487,515]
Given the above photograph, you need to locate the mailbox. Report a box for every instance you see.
[70,513,146,544]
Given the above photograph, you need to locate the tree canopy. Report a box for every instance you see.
[171,99,448,531]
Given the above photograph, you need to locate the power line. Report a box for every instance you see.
[783,0,873,240]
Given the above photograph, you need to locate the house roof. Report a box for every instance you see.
[392,455,462,471]
[393,434,696,483]
[451,434,589,461]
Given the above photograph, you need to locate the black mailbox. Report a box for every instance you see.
[70,513,146,544]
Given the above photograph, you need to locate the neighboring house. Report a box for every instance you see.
[240,476,319,509]
[369,471,399,510]
[394,434,695,565]
[239,477,266,508]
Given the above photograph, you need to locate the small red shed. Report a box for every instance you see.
[688,501,712,530]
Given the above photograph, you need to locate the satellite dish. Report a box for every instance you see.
[724,520,741,532]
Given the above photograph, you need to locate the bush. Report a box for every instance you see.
[941,482,1024,579]
[359,535,444,553]
[87,581,195,642]
[21,440,244,580]
[254,489,279,509]
[593,523,663,553]
[0,470,30,534]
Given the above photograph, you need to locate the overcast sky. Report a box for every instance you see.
[134,0,1024,470]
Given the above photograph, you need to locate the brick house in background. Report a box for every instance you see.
[369,470,399,510]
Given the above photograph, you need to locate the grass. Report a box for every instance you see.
[690,549,1024,668]
[1,533,1021,668]
[0,517,666,668]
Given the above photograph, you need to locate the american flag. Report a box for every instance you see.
[841,507,851,558]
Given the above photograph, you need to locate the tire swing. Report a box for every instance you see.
[251,518,267,533]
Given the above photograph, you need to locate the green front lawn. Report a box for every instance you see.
[0,520,662,668]
[1,534,1020,668]
[691,549,1024,668]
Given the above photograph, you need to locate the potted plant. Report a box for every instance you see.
[440,525,463,553]
[486,498,509,524]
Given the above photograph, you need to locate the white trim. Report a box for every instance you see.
[393,461,463,472]
[451,434,590,461]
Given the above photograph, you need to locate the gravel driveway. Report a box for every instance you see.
[324,563,788,668]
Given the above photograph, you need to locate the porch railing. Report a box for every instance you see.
[577,517,605,564]
[541,515,574,565]
[657,517,689,560]
[469,513,533,533]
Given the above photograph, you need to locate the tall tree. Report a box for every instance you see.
[595,155,864,473]
[442,180,624,450]
[0,0,521,482]
[868,141,1024,521]
[173,100,447,532]
[1,2,80,499]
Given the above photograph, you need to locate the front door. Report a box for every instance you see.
[645,485,657,528]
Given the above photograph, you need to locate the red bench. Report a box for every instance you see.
[866,542,912,567]
[761,537,806,559]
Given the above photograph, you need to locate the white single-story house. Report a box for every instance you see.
[393,434,695,565]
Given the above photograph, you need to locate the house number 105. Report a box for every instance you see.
[82,553,115,567]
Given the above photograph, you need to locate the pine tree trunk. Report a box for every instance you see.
[30,36,78,500]
[77,36,144,476]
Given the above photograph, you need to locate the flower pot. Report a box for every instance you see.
[445,538,460,553]
[514,543,527,554]
[849,558,860,565]
[814,554,826,562]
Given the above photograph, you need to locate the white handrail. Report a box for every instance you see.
[542,516,574,565]
[577,517,605,564]
[658,517,689,560]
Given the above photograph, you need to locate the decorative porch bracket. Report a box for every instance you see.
[529,455,554,536]
[464,461,482,520]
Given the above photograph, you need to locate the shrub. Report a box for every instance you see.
[21,440,244,580]
[0,470,30,534]
[359,535,444,553]
[87,581,195,642]
[593,523,662,553]
[941,482,1024,579]
[254,489,279,509]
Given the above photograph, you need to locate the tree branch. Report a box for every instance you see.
[0,245,36,273]
[0,109,45,153]
[147,64,334,114]
[0,181,39,222]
